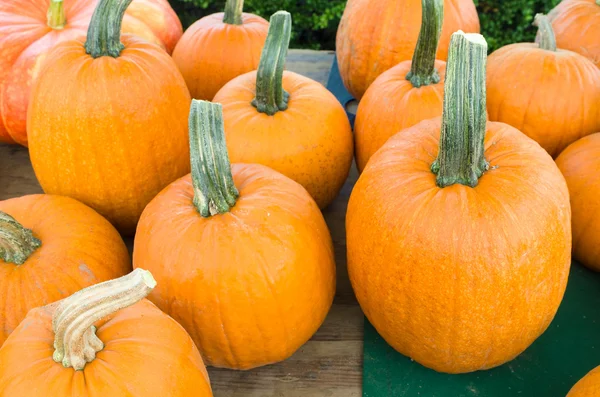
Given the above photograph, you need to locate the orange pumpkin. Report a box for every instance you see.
[546,0,600,68]
[336,0,479,100]
[172,0,269,101]
[556,133,600,271]
[487,14,600,158]
[0,0,182,146]
[346,32,571,373]
[28,0,191,235]
[0,194,130,346]
[568,366,600,396]
[0,269,213,396]
[354,0,445,173]
[213,11,353,208]
[133,100,336,370]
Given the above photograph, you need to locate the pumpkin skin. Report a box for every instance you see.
[28,36,192,235]
[487,43,600,158]
[0,194,130,346]
[0,0,183,146]
[172,12,269,101]
[555,133,600,271]
[347,118,571,373]
[133,164,336,369]
[568,366,600,397]
[335,0,479,100]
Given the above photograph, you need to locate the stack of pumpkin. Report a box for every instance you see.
[0,0,598,395]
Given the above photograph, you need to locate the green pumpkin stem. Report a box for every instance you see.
[251,11,292,116]
[0,211,41,265]
[431,31,489,188]
[84,0,133,58]
[406,0,444,87]
[189,100,239,217]
[223,0,244,25]
[533,13,557,52]
[52,269,156,371]
[47,0,66,30]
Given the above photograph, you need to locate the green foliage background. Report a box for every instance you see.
[170,0,561,52]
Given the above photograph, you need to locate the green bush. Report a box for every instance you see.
[170,0,561,52]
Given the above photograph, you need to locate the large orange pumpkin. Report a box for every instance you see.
[172,0,269,101]
[346,32,571,373]
[354,0,445,172]
[0,194,130,346]
[0,269,213,396]
[556,133,600,271]
[568,366,600,396]
[487,14,600,158]
[0,0,182,146]
[133,100,336,370]
[28,0,191,235]
[213,11,353,208]
[336,0,479,100]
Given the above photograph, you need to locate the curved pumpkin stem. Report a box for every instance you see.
[0,211,41,265]
[252,11,292,116]
[47,0,66,30]
[223,0,244,25]
[85,0,133,58]
[431,31,489,188]
[406,0,443,88]
[533,14,557,52]
[189,100,239,217]
[52,269,156,371]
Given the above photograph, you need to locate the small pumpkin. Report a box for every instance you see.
[172,0,269,101]
[336,0,479,100]
[0,194,130,346]
[0,0,183,146]
[556,133,600,272]
[354,0,445,173]
[28,0,192,235]
[0,269,213,396]
[213,11,353,209]
[133,99,336,370]
[487,13,600,158]
[567,366,600,396]
[346,31,571,373]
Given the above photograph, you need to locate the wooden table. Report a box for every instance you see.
[0,49,363,397]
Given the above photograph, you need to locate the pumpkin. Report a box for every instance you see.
[213,11,353,209]
[354,0,446,173]
[132,99,336,370]
[555,133,600,271]
[346,31,571,373]
[336,0,479,100]
[546,0,600,68]
[172,0,269,101]
[0,194,130,346]
[0,269,213,396]
[0,0,182,147]
[487,13,600,158]
[28,0,192,235]
[568,366,600,396]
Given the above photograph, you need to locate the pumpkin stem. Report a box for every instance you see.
[52,269,156,371]
[84,0,133,58]
[251,11,292,116]
[406,0,443,88]
[0,211,41,265]
[431,31,489,188]
[533,13,557,52]
[189,100,239,217]
[47,0,66,30]
[223,0,244,25]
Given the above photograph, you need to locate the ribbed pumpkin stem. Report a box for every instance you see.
[52,269,156,371]
[223,0,244,25]
[533,13,557,52]
[189,100,239,217]
[406,0,444,88]
[85,0,133,58]
[47,0,66,30]
[0,211,41,265]
[252,11,292,116]
[431,31,489,188]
